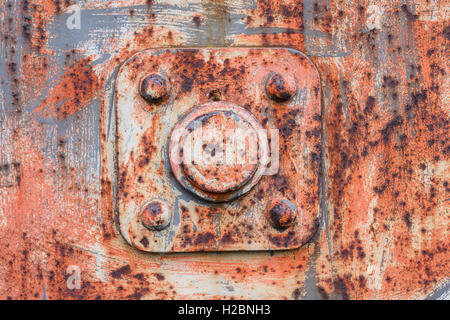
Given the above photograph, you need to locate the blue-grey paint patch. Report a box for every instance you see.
[303,0,354,57]
[46,4,240,51]
[91,53,112,66]
[42,284,47,300]
[37,98,101,228]
[46,2,348,56]
[426,280,450,300]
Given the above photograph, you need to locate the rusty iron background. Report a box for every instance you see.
[0,0,448,299]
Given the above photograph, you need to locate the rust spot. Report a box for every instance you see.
[111,265,132,279]
[193,15,201,28]
[154,273,165,281]
[140,236,149,248]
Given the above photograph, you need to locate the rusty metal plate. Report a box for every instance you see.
[115,48,321,253]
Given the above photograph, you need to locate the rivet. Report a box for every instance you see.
[140,200,171,231]
[266,73,297,103]
[266,199,297,230]
[140,73,170,104]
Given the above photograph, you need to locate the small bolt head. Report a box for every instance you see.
[140,73,170,104]
[140,200,171,231]
[266,199,297,230]
[266,73,297,103]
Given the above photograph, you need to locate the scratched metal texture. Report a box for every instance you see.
[0,0,448,299]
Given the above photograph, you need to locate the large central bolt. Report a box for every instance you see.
[180,110,259,194]
[169,102,269,202]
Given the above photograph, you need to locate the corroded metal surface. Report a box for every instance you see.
[115,48,321,252]
[0,0,448,299]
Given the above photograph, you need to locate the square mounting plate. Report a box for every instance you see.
[115,48,321,253]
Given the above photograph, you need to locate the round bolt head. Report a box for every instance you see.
[140,200,171,231]
[180,109,259,194]
[266,73,297,103]
[140,73,170,104]
[266,199,297,230]
[169,101,270,202]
